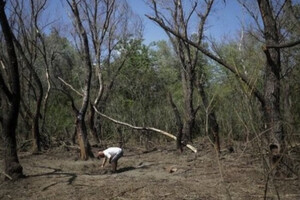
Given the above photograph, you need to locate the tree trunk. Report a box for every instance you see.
[76,114,93,160]
[181,66,195,142]
[283,80,293,140]
[257,1,285,175]
[258,0,284,150]
[88,104,100,144]
[262,48,282,146]
[68,0,94,159]
[31,86,43,153]
[0,0,24,180]
[168,92,183,152]
[2,113,24,180]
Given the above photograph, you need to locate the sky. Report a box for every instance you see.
[127,0,244,44]
[46,0,244,45]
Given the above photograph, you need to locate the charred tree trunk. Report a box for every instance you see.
[282,80,293,139]
[72,121,77,145]
[0,0,24,180]
[76,113,93,160]
[181,66,196,142]
[258,0,284,152]
[168,92,183,152]
[88,103,100,144]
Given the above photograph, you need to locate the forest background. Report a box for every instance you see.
[0,1,300,195]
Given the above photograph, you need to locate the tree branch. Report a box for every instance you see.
[266,39,300,49]
[93,106,197,153]
[1,171,12,180]
[57,76,83,97]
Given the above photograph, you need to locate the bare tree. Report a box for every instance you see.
[81,0,142,144]
[9,0,51,153]
[82,0,118,144]
[0,0,24,180]
[66,0,94,160]
[147,0,220,152]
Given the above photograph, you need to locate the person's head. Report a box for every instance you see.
[97,151,105,158]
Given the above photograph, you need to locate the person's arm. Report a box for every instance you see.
[101,157,107,167]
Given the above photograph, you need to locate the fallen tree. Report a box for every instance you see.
[93,106,197,153]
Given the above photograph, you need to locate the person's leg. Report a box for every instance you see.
[111,161,117,172]
[111,151,122,172]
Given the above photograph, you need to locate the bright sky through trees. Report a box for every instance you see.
[44,0,244,44]
[127,0,244,44]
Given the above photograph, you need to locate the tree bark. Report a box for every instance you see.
[0,0,24,180]
[181,65,196,142]
[258,0,284,150]
[88,103,100,144]
[76,113,94,160]
[31,100,42,153]
[168,92,183,152]
[257,1,287,176]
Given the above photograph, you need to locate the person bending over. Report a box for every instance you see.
[97,147,123,172]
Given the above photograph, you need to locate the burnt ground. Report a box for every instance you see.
[0,141,299,200]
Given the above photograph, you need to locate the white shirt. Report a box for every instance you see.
[103,147,122,159]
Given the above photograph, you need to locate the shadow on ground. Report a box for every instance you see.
[117,166,136,173]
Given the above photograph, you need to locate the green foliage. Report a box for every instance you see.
[209,36,266,141]
[45,92,74,139]
[152,41,182,94]
[105,40,171,129]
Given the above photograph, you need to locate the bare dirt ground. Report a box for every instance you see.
[1,141,299,200]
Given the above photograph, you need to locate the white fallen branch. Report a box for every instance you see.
[1,171,13,180]
[93,106,197,153]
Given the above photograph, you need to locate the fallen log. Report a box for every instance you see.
[93,106,197,153]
